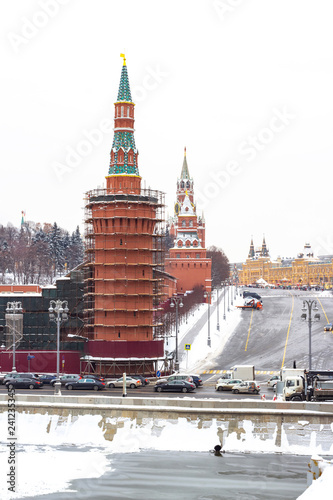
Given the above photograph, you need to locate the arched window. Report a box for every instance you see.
[182,220,186,227]
[189,220,193,227]
[180,181,185,188]
[186,181,190,188]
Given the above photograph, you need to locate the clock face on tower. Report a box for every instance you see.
[174,202,180,215]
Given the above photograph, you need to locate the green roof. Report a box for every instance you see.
[117,65,132,102]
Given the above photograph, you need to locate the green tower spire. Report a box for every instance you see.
[117,54,132,102]
[108,55,139,176]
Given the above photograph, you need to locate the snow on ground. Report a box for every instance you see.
[166,288,243,373]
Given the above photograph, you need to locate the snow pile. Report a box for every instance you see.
[297,456,333,499]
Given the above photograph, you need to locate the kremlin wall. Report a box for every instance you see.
[0,56,212,376]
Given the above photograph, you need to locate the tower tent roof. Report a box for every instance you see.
[117,60,132,102]
[180,148,190,180]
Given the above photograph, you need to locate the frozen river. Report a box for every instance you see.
[20,448,308,500]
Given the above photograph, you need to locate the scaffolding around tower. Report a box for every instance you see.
[83,186,166,342]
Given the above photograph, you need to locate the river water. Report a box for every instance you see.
[24,449,308,500]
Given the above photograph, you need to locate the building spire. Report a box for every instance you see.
[261,234,269,257]
[248,236,255,258]
[117,53,132,102]
[107,56,140,181]
[180,147,190,179]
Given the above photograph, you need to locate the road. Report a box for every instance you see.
[213,288,333,371]
[2,288,332,401]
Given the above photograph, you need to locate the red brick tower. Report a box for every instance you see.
[84,55,165,347]
[165,150,212,294]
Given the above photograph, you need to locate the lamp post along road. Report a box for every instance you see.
[223,281,226,320]
[301,300,320,371]
[216,287,220,331]
[170,296,183,372]
[49,299,69,395]
[227,283,230,312]
[6,301,23,373]
[204,291,212,347]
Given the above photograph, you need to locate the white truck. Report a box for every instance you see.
[231,365,255,380]
[280,369,333,401]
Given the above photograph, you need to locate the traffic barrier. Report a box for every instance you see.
[261,394,266,401]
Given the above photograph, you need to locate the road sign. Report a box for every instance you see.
[156,370,161,378]
[184,344,191,351]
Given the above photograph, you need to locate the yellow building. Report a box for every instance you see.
[238,238,333,288]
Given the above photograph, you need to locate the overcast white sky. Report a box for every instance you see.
[1,0,333,263]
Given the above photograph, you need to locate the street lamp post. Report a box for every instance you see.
[204,290,212,347]
[216,287,220,331]
[227,282,230,312]
[223,281,226,320]
[301,300,320,370]
[230,280,233,306]
[170,296,183,372]
[6,301,23,373]
[49,299,69,395]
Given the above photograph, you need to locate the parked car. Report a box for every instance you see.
[267,375,280,388]
[129,374,149,385]
[215,379,243,391]
[243,291,262,302]
[166,374,194,384]
[50,374,82,386]
[232,381,260,394]
[3,373,41,385]
[84,374,106,383]
[65,378,106,391]
[5,377,43,390]
[324,323,333,332]
[154,380,196,393]
[38,374,56,384]
[185,374,203,387]
[107,376,142,389]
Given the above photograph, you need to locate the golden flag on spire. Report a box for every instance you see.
[120,53,126,66]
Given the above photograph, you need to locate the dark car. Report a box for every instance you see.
[65,378,106,391]
[5,377,43,390]
[50,374,82,386]
[154,380,196,393]
[243,291,262,302]
[84,374,106,383]
[38,374,56,384]
[3,372,41,385]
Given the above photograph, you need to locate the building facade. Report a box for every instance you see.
[239,239,333,287]
[165,150,212,294]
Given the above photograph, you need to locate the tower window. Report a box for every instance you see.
[118,331,121,338]
[121,106,124,117]
[182,221,186,227]
[120,239,122,245]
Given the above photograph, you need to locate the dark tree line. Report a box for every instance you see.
[207,245,230,289]
[0,222,84,284]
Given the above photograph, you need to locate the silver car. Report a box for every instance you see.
[232,381,260,394]
[215,379,243,391]
[108,376,142,389]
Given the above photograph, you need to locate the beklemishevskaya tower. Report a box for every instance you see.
[84,55,165,358]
